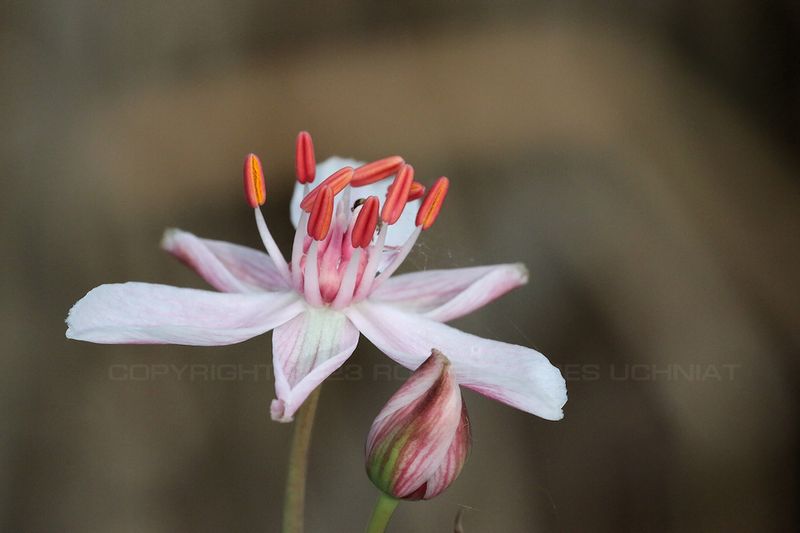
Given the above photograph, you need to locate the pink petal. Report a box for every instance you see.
[66,282,303,345]
[270,308,359,422]
[424,401,471,499]
[345,301,567,420]
[370,263,528,322]
[366,351,456,451]
[161,228,290,292]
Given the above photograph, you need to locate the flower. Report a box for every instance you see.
[366,349,470,500]
[66,132,567,423]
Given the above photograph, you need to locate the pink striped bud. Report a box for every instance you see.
[365,350,471,501]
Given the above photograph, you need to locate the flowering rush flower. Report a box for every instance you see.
[66,132,567,423]
[366,349,470,500]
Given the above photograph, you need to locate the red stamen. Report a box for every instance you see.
[243,153,266,208]
[407,181,426,201]
[300,167,354,211]
[295,131,316,184]
[416,177,449,230]
[351,196,379,248]
[307,186,334,241]
[351,156,404,187]
[381,164,414,224]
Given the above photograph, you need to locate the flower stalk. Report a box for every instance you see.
[282,386,321,533]
[365,493,400,533]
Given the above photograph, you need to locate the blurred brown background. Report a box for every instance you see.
[2,1,798,532]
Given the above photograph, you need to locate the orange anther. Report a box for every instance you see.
[415,177,449,230]
[295,131,316,184]
[307,186,334,241]
[407,181,426,201]
[351,156,404,187]
[300,167,354,211]
[243,153,266,207]
[381,164,414,224]
[351,196,379,248]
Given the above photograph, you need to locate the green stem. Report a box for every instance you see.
[365,493,400,533]
[282,386,322,533]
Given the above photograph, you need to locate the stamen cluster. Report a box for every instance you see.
[243,132,450,309]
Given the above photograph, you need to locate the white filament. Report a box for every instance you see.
[353,225,388,301]
[302,241,323,306]
[291,211,309,290]
[331,248,362,309]
[371,226,421,290]
[254,208,291,282]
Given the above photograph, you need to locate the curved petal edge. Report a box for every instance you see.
[345,301,567,420]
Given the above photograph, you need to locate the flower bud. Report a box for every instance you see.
[365,349,471,500]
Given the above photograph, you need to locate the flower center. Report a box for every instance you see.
[247,131,451,310]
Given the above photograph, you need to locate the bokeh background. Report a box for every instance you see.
[2,1,798,531]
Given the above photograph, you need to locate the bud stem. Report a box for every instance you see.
[365,493,400,533]
[282,386,322,533]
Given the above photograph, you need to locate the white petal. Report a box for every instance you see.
[270,307,359,422]
[162,228,290,292]
[424,401,470,499]
[66,282,303,345]
[370,263,528,322]
[345,301,567,420]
